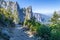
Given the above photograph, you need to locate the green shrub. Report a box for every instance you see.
[0,8,15,27]
[50,29,60,40]
[36,25,51,40]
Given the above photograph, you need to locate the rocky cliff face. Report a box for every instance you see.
[25,6,33,20]
[0,0,20,24]
[0,0,33,24]
[19,6,33,23]
[33,13,51,24]
[19,8,26,23]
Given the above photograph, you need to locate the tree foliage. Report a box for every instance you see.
[49,11,60,40]
[0,8,15,27]
[51,11,60,24]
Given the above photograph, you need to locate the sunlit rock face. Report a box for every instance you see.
[33,13,41,22]
[0,0,20,24]
[25,6,33,20]
[19,6,33,23]
[33,13,51,24]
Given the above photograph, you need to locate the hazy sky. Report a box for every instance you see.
[8,0,60,14]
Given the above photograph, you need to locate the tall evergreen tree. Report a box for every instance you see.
[51,11,60,24]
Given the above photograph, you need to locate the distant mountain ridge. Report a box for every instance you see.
[33,13,51,23]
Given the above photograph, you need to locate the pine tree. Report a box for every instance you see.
[51,11,59,24]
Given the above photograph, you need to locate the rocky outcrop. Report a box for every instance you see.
[19,6,33,24]
[0,0,33,24]
[19,8,26,23]
[0,0,20,24]
[25,6,33,20]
